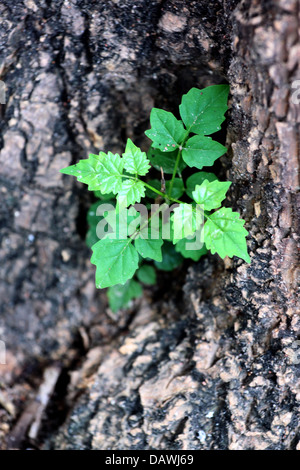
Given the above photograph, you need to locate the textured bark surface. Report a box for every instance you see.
[0,0,299,450]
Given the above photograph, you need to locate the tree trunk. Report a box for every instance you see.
[0,0,299,450]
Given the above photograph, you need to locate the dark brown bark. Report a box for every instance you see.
[0,0,299,450]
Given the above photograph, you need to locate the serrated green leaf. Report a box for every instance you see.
[192,179,231,211]
[91,238,139,288]
[154,242,183,271]
[147,147,187,175]
[145,178,184,200]
[204,207,250,263]
[60,153,104,190]
[122,138,151,176]
[175,237,208,261]
[107,279,143,313]
[134,234,164,262]
[145,108,186,152]
[136,265,156,285]
[182,135,227,170]
[186,172,217,198]
[97,152,124,194]
[179,84,229,135]
[171,204,203,240]
[118,179,145,206]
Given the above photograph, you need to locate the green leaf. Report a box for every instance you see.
[87,200,114,227]
[122,138,151,176]
[145,178,185,200]
[91,238,139,288]
[179,84,229,135]
[134,233,164,262]
[87,201,104,229]
[60,153,104,190]
[103,205,140,239]
[154,242,183,271]
[97,152,124,194]
[145,108,186,152]
[86,200,115,248]
[147,147,187,175]
[136,265,156,285]
[175,237,208,261]
[204,207,250,263]
[145,179,161,198]
[192,179,231,211]
[107,279,143,313]
[118,179,146,206]
[94,190,114,201]
[171,204,203,240]
[165,178,185,199]
[186,172,217,198]
[182,135,227,170]
[86,228,99,249]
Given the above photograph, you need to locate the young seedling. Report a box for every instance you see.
[61,85,250,312]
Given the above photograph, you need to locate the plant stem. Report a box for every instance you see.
[142,181,182,205]
[167,148,181,199]
[123,175,184,204]
[167,131,190,199]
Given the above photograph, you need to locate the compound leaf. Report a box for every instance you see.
[182,135,227,170]
[192,179,231,211]
[122,138,151,176]
[91,238,139,288]
[145,108,186,152]
[179,84,229,135]
[204,207,250,263]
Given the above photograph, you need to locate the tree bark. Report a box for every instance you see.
[0,0,299,450]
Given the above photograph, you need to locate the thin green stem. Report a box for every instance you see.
[124,174,184,205]
[142,181,183,205]
[167,131,190,199]
[167,148,181,198]
[129,203,161,241]
[141,181,165,198]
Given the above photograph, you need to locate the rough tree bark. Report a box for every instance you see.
[0,0,299,450]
